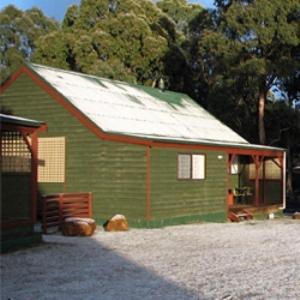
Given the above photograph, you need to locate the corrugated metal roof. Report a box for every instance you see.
[28,64,252,146]
[0,113,45,127]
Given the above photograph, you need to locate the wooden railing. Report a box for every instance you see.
[42,193,92,234]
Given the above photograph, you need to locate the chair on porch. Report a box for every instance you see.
[233,186,253,204]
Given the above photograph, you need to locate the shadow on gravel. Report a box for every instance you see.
[1,233,206,300]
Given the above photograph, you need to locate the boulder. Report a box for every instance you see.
[62,217,96,236]
[292,212,300,220]
[104,214,129,232]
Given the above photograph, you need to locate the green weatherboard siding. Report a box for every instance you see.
[150,148,227,221]
[1,74,147,223]
[2,174,30,220]
[1,73,227,227]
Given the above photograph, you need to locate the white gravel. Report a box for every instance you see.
[1,220,300,300]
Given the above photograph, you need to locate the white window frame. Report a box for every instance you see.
[178,153,205,180]
[231,156,239,174]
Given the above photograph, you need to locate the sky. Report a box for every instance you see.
[0,0,215,21]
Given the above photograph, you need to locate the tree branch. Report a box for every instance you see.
[269,127,290,145]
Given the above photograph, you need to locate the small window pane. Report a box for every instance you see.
[231,156,239,174]
[192,154,205,179]
[178,154,191,179]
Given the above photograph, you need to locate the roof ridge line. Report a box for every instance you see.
[28,62,189,97]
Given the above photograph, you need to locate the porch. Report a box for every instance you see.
[226,148,286,219]
[0,114,47,252]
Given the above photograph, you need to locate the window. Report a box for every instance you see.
[192,154,205,179]
[178,154,205,180]
[38,137,65,183]
[231,156,239,174]
[178,154,191,179]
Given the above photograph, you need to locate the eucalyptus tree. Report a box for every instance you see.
[192,0,300,144]
[156,0,202,36]
[0,5,58,82]
[34,0,182,86]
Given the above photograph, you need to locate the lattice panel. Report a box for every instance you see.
[1,131,31,173]
[38,137,65,183]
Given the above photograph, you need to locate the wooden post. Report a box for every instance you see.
[227,154,235,208]
[282,152,286,209]
[146,146,151,221]
[253,155,262,207]
[30,133,38,224]
[59,193,63,229]
[251,155,259,206]
[262,157,265,205]
[88,192,93,218]
[42,196,47,234]
[278,155,285,209]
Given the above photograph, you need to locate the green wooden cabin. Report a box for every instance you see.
[0,64,286,227]
[1,114,46,252]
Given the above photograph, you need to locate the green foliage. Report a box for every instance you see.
[266,101,300,147]
[157,0,202,35]
[155,0,203,91]
[190,0,300,144]
[33,0,178,85]
[1,0,201,90]
[0,5,58,82]
[34,31,70,69]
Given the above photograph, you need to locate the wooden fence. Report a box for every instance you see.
[42,192,92,233]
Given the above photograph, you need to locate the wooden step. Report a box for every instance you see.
[228,209,253,222]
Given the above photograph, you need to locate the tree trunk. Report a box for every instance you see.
[258,86,266,145]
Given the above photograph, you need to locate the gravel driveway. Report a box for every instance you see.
[1,219,300,300]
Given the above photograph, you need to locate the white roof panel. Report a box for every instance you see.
[31,63,249,145]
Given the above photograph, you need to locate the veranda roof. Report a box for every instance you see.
[0,113,45,128]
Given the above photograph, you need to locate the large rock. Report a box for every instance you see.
[104,214,129,232]
[292,212,300,220]
[62,217,96,236]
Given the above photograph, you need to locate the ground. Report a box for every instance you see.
[1,219,300,300]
